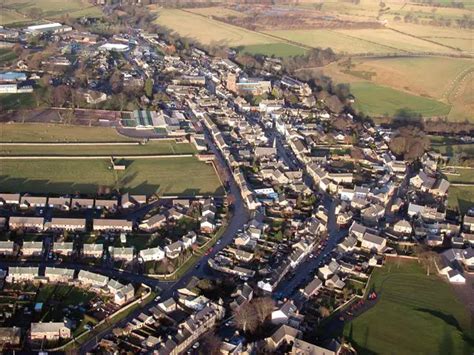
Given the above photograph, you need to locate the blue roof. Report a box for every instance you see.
[0,72,27,81]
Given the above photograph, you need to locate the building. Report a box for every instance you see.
[30,322,71,341]
[25,23,72,35]
[45,218,86,231]
[47,197,71,211]
[165,241,182,259]
[93,219,133,232]
[83,244,104,258]
[361,233,386,253]
[19,196,47,209]
[139,246,165,262]
[53,242,74,256]
[45,267,74,283]
[0,327,21,346]
[0,193,20,206]
[7,266,38,282]
[0,241,15,255]
[77,270,108,288]
[99,42,129,52]
[111,247,135,261]
[139,214,166,232]
[22,241,43,256]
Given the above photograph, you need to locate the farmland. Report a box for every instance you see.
[344,259,473,354]
[0,157,223,196]
[0,0,101,25]
[350,82,451,117]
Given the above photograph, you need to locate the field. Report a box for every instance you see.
[344,259,473,354]
[0,0,101,25]
[0,157,223,196]
[0,141,196,156]
[447,186,474,213]
[0,123,134,142]
[350,82,451,117]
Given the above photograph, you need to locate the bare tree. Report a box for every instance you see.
[52,85,71,108]
[233,302,258,333]
[201,332,222,355]
[253,297,274,324]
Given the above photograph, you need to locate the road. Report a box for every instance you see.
[77,123,250,352]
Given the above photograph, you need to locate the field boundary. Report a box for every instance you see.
[0,154,194,159]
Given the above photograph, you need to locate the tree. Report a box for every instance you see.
[109,70,123,94]
[319,306,331,318]
[233,302,258,333]
[252,297,274,324]
[52,85,71,108]
[201,332,222,355]
[144,78,154,98]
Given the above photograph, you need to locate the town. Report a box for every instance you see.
[0,3,473,354]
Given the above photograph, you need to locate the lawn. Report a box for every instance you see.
[350,82,451,117]
[0,48,17,65]
[0,93,36,110]
[344,259,473,354]
[0,123,133,142]
[0,141,196,156]
[0,157,223,196]
[444,167,474,184]
[447,186,474,213]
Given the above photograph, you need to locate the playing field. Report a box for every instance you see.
[344,259,473,354]
[350,82,451,117]
[0,157,223,196]
[241,43,307,57]
[447,186,474,214]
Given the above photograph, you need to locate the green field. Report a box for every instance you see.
[0,123,133,142]
[0,48,17,65]
[0,157,223,196]
[0,141,196,156]
[241,43,307,58]
[350,82,451,117]
[0,0,101,25]
[447,186,474,213]
[344,259,473,354]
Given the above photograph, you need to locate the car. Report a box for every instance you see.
[192,342,200,349]
[195,263,201,269]
[154,296,161,302]
[216,240,221,245]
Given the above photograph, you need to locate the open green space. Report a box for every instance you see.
[0,123,133,142]
[1,0,101,25]
[240,43,307,58]
[444,168,474,184]
[344,259,473,354]
[448,185,474,214]
[0,157,223,196]
[0,93,35,110]
[350,82,451,117]
[0,141,196,156]
[0,48,17,65]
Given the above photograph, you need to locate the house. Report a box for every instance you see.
[45,267,74,283]
[338,236,357,252]
[291,339,337,355]
[93,219,133,232]
[7,266,38,282]
[318,261,340,280]
[47,197,71,211]
[19,196,47,209]
[158,298,177,313]
[30,322,71,341]
[9,216,44,231]
[464,216,474,232]
[94,199,118,212]
[0,193,20,206]
[111,247,134,261]
[182,232,197,249]
[447,269,466,284]
[302,278,323,298]
[82,244,104,258]
[266,325,301,351]
[45,218,86,231]
[139,214,166,232]
[114,283,135,305]
[71,198,94,210]
[22,241,43,256]
[77,270,108,288]
[200,215,216,233]
[230,283,253,311]
[53,242,74,256]
[326,274,346,290]
[0,241,14,255]
[361,233,386,253]
[393,220,412,235]
[271,300,304,328]
[0,327,21,346]
[139,246,165,262]
[165,241,182,259]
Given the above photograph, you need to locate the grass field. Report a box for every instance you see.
[344,259,473,354]
[0,157,223,196]
[350,82,451,117]
[241,43,307,57]
[153,8,280,47]
[0,141,196,156]
[448,186,474,213]
[0,0,101,25]
[265,29,394,55]
[0,48,17,65]
[0,123,133,142]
